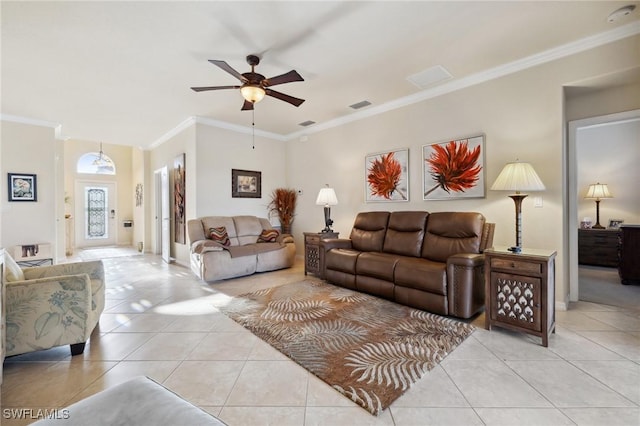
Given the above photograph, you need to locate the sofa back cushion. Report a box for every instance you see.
[350,212,390,252]
[201,217,239,245]
[383,211,429,257]
[234,216,265,245]
[421,212,485,262]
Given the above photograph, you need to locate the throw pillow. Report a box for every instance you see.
[257,229,280,243]
[4,253,25,282]
[209,226,230,246]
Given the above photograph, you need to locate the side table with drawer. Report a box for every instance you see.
[304,231,339,278]
[484,247,557,347]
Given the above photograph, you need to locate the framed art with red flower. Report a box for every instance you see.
[365,148,409,202]
[422,135,485,200]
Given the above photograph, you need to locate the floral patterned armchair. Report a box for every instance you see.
[3,254,105,357]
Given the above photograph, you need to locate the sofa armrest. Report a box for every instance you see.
[6,274,94,356]
[446,253,485,318]
[191,240,225,254]
[320,238,353,252]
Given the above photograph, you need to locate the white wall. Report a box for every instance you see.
[1,121,58,257]
[194,123,288,222]
[576,119,640,227]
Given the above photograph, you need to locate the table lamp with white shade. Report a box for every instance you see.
[316,185,338,233]
[491,161,546,253]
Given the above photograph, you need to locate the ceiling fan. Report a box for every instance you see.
[191,55,305,111]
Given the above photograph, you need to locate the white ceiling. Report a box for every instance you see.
[2,1,639,148]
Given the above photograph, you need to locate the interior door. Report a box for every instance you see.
[155,167,170,263]
[75,181,117,248]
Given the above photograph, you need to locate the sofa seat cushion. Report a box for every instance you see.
[356,252,400,282]
[326,248,361,274]
[394,257,447,296]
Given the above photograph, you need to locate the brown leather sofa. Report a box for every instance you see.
[322,211,494,319]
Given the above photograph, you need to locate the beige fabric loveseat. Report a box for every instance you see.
[188,215,296,282]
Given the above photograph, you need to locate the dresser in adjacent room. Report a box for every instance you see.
[578,228,619,268]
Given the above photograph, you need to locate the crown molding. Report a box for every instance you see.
[148,117,196,149]
[0,114,68,140]
[283,20,640,141]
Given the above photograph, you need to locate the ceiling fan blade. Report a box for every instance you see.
[265,89,305,107]
[191,85,239,92]
[208,60,248,83]
[241,100,254,111]
[263,70,304,87]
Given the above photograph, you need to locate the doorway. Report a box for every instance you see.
[567,109,640,305]
[74,181,117,248]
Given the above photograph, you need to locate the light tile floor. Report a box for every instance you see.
[2,254,639,426]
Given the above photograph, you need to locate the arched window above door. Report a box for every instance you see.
[77,151,116,175]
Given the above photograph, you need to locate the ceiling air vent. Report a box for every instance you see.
[349,100,372,110]
[298,120,316,127]
[407,65,453,89]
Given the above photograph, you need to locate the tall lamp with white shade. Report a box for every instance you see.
[584,183,612,229]
[316,184,338,233]
[491,161,545,253]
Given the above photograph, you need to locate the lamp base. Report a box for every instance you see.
[591,223,605,229]
[321,206,334,233]
[508,246,522,253]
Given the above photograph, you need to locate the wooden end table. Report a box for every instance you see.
[304,231,339,278]
[484,247,557,347]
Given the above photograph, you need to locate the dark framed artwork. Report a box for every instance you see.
[365,148,409,202]
[422,135,485,200]
[8,173,37,202]
[174,154,186,244]
[232,169,261,198]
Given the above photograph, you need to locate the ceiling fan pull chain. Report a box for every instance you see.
[252,108,255,150]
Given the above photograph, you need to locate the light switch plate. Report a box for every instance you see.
[534,196,543,208]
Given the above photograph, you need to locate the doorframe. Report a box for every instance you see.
[566,109,640,302]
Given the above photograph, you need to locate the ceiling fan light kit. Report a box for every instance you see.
[240,85,265,103]
[191,54,305,111]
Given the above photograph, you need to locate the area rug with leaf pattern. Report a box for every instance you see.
[213,279,474,415]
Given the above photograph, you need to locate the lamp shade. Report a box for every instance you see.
[240,85,266,103]
[316,186,338,206]
[585,183,612,200]
[490,161,545,193]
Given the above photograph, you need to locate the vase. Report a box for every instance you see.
[282,224,292,235]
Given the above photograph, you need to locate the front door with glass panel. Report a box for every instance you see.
[75,182,117,248]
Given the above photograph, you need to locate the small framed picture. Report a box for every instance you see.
[608,219,624,229]
[232,169,261,198]
[8,173,37,202]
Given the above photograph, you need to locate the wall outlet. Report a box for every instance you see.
[533,196,543,208]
